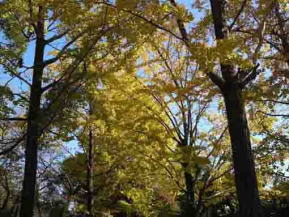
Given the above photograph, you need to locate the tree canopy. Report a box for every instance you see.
[0,0,288,217]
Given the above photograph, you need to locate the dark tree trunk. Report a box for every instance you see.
[87,126,95,217]
[182,171,195,217]
[180,161,200,217]
[222,83,263,217]
[20,6,45,217]
[209,1,263,216]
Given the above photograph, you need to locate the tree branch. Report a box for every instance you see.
[254,99,289,105]
[0,117,27,121]
[0,134,26,155]
[41,28,111,93]
[45,29,70,44]
[6,67,31,87]
[206,71,225,90]
[169,0,190,46]
[257,110,289,117]
[239,64,260,88]
[41,31,86,67]
[228,0,247,31]
[98,1,184,42]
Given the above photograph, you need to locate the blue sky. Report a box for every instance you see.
[179,0,192,7]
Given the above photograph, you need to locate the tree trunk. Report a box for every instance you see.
[182,171,195,217]
[209,1,263,216]
[180,161,198,217]
[222,83,263,217]
[87,126,95,217]
[20,6,45,217]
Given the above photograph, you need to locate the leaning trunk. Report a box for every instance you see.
[20,6,45,217]
[222,83,263,217]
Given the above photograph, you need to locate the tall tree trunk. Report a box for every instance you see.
[20,6,45,217]
[222,83,263,217]
[87,126,95,217]
[209,1,263,216]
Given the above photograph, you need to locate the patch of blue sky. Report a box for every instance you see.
[61,139,83,157]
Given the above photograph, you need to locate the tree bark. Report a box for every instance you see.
[182,170,196,217]
[222,83,263,217]
[209,1,263,216]
[20,6,45,217]
[87,126,95,217]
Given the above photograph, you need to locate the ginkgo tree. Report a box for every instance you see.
[56,65,233,217]
[0,0,288,217]
[132,32,235,217]
[0,0,124,216]
[72,30,246,216]
[97,0,288,216]
[57,69,180,216]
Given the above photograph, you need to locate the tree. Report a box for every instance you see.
[103,0,274,215]
[134,33,234,216]
[0,1,117,216]
[1,1,288,216]
[207,1,263,216]
[60,72,181,216]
